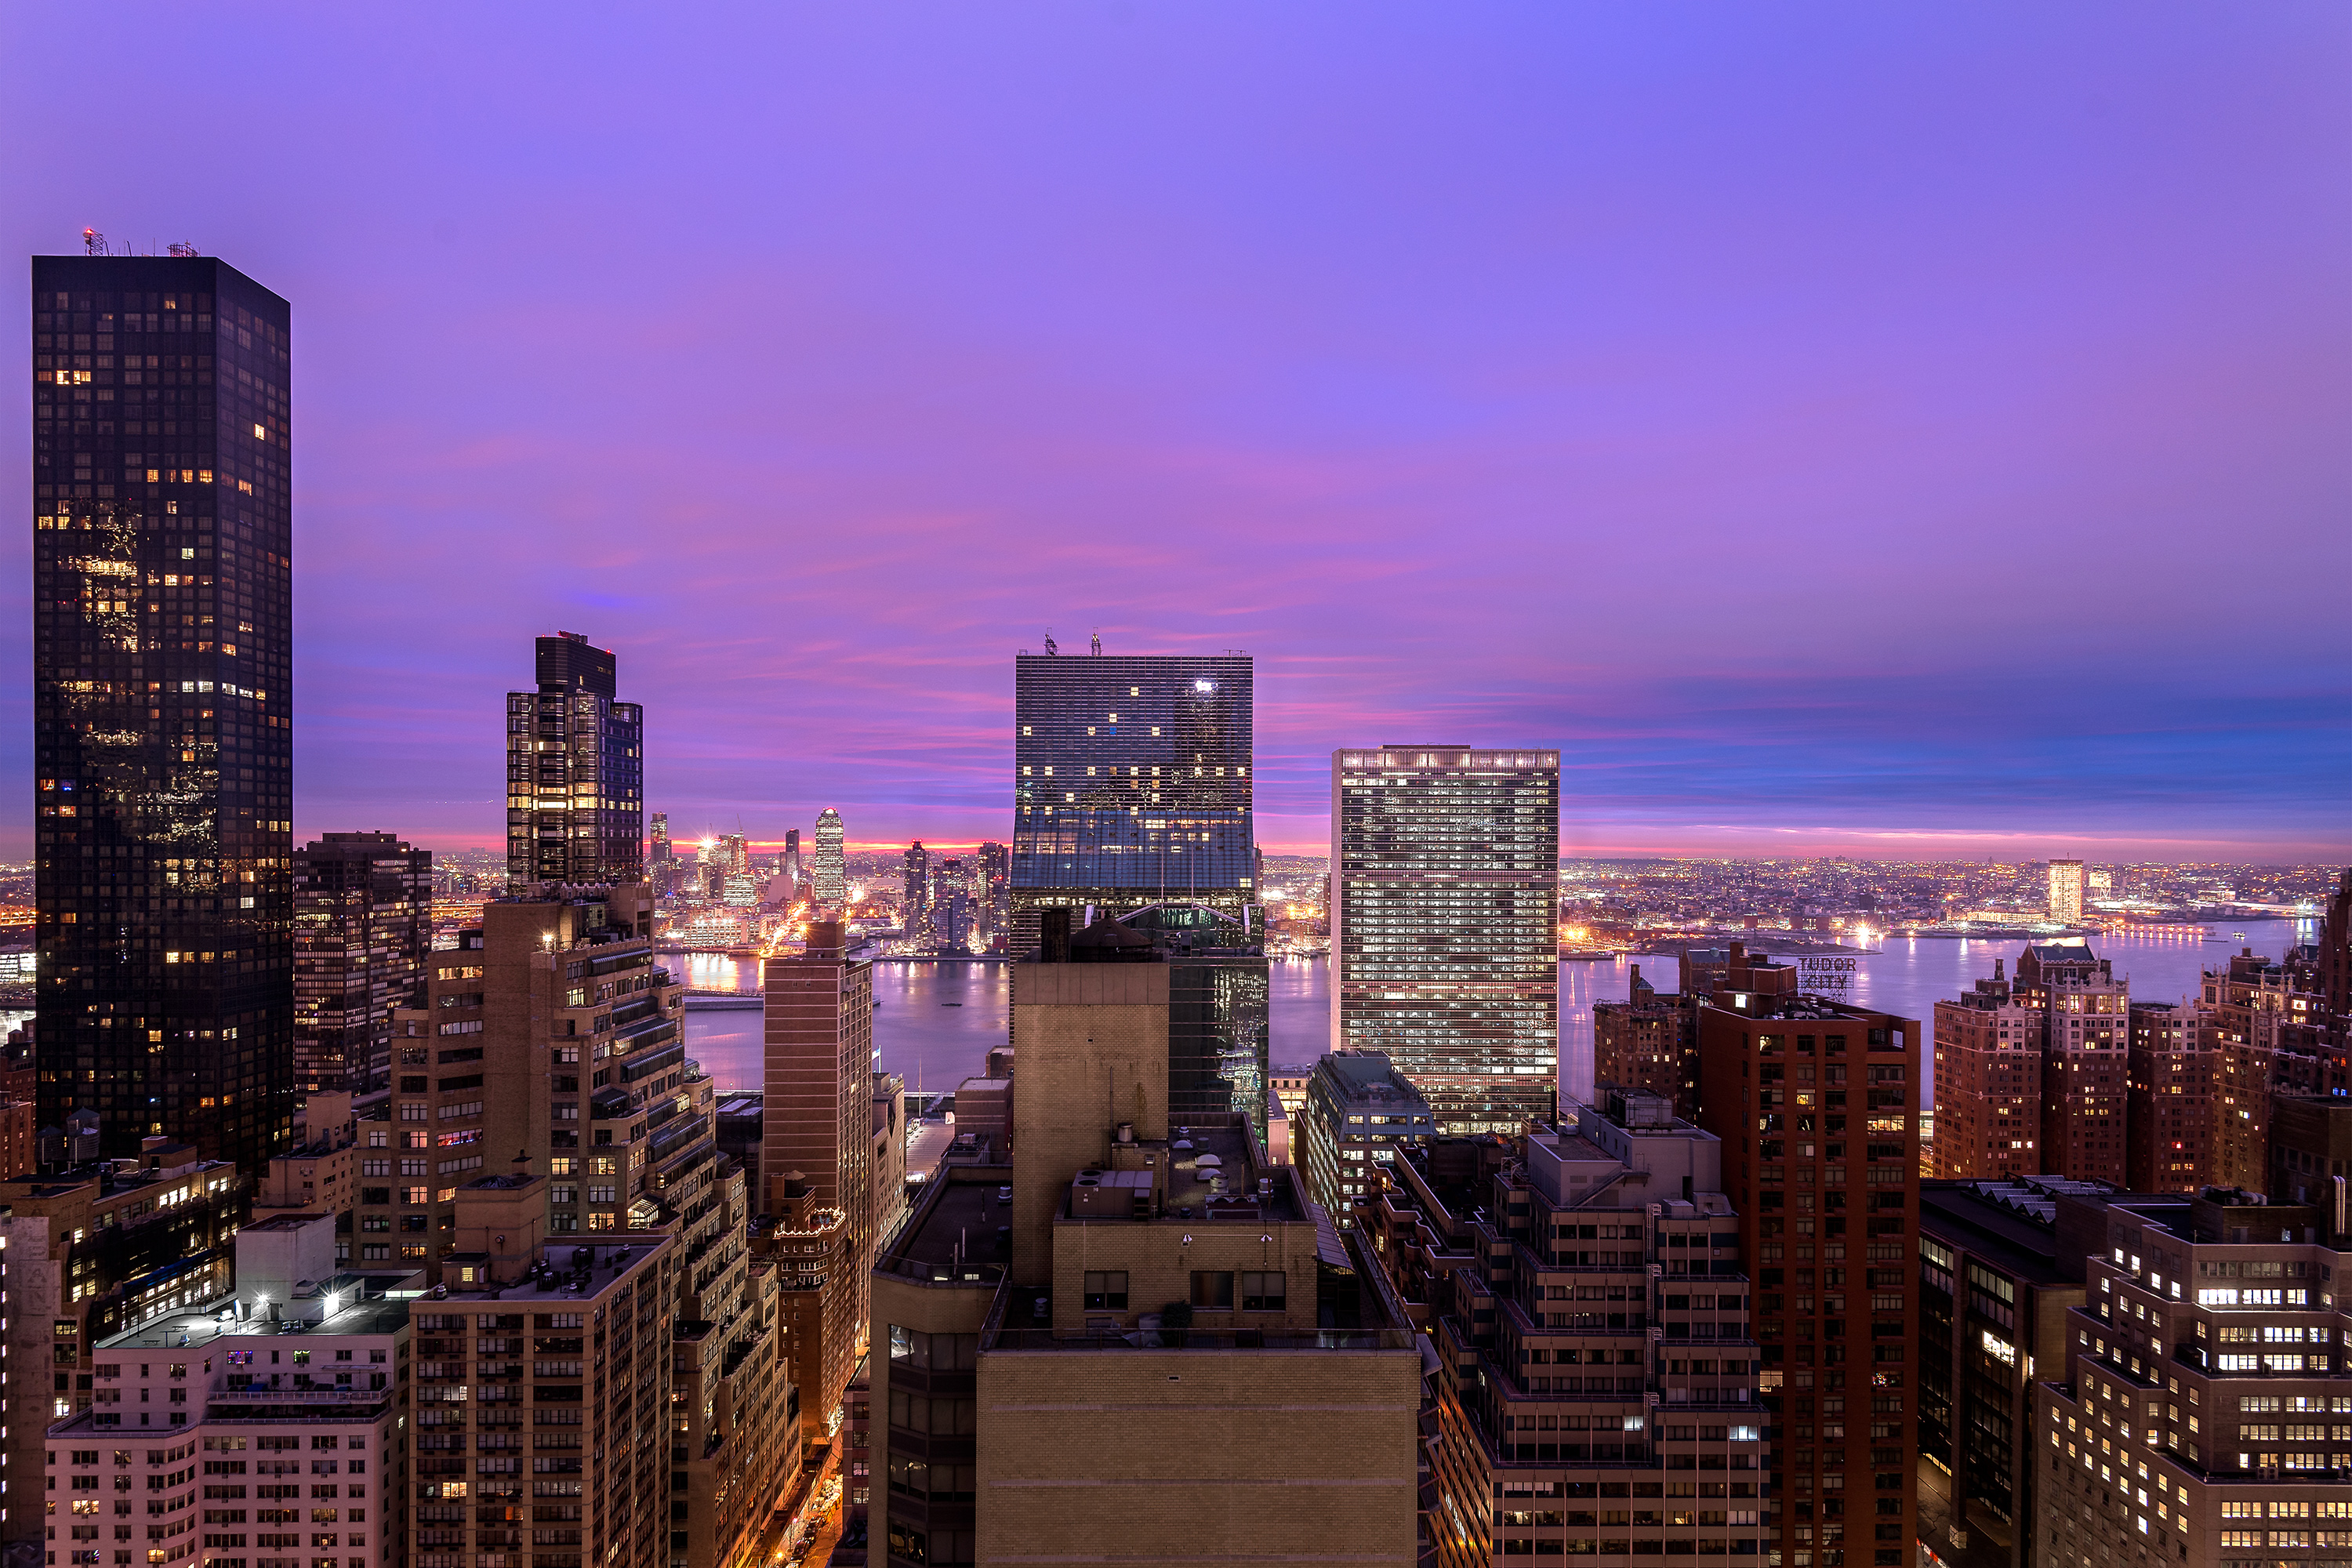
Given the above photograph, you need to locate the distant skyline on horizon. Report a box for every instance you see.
[414,818,2344,869]
[6,8,2347,865]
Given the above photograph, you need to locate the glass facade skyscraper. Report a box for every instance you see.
[1330,745,1560,1133]
[1118,903,1271,1131]
[32,253,296,1171]
[505,632,643,890]
[1011,652,1254,953]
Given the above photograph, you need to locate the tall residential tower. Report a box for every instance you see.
[32,252,295,1170]
[1693,946,1924,1568]
[1330,745,1560,1132]
[291,829,431,1094]
[1010,650,1254,953]
[2045,858,2085,924]
[812,808,845,908]
[761,920,874,1438]
[505,631,643,891]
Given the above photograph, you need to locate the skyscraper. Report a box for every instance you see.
[902,840,931,938]
[1693,946,1923,1568]
[2045,857,2085,924]
[649,811,673,893]
[782,827,803,899]
[812,808,845,908]
[32,252,295,1171]
[761,920,873,1438]
[291,829,431,1094]
[1329,745,1560,1133]
[504,631,643,891]
[976,839,1008,949]
[1010,650,1255,953]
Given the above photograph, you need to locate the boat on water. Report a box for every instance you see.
[942,1001,963,1007]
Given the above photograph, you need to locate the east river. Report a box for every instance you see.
[677,915,2317,1111]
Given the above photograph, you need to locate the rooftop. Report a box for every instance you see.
[1530,1129,1617,1163]
[100,1274,422,1350]
[877,1176,1012,1282]
[1316,1051,1431,1109]
[1919,1180,2097,1284]
[1148,1121,1302,1223]
[433,1236,666,1300]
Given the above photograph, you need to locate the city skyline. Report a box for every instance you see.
[3,7,2347,865]
[12,13,2352,1568]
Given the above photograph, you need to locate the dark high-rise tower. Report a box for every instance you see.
[505,631,644,890]
[901,840,931,938]
[291,830,431,1095]
[31,252,295,1171]
[1010,650,1255,953]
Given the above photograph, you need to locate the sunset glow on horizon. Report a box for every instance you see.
[4,5,2344,864]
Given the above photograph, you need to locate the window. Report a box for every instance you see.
[887,1328,977,1370]
[1083,1272,1128,1311]
[887,1394,975,1435]
[1240,1272,1287,1311]
[1190,1271,1235,1310]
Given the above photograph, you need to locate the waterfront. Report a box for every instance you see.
[680,916,2315,1109]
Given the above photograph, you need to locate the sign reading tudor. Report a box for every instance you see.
[1795,953,1864,997]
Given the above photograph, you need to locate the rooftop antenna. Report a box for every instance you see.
[168,242,199,257]
[82,228,107,256]
[1091,629,1102,656]
[1043,630,1058,656]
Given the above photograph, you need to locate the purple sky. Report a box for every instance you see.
[6,6,2349,862]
